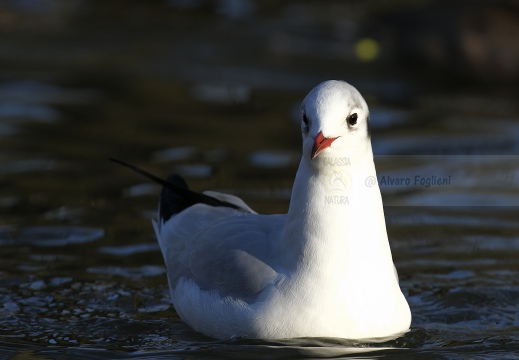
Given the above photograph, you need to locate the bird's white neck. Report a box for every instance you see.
[280,146,395,285]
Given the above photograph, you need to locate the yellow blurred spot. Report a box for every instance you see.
[355,38,380,62]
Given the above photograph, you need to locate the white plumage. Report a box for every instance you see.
[153,80,412,340]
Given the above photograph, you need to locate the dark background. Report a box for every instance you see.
[1,1,518,358]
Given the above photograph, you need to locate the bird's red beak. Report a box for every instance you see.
[311,131,338,159]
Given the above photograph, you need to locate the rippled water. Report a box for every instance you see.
[1,76,517,359]
[1,2,519,359]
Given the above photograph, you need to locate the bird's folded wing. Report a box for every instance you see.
[202,191,257,214]
[155,204,286,300]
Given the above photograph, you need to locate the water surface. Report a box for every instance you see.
[1,2,518,359]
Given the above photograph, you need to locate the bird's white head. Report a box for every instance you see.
[300,80,372,167]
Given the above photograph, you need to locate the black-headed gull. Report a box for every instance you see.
[115,80,411,340]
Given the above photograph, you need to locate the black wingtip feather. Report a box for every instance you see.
[110,158,243,222]
[159,174,193,222]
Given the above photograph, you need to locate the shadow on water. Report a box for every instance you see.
[1,327,518,359]
[1,1,519,359]
[0,330,436,360]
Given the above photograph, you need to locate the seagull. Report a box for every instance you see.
[114,80,411,340]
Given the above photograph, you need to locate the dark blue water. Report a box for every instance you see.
[1,1,518,359]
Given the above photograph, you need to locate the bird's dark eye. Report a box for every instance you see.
[302,112,309,126]
[302,111,309,134]
[347,113,358,126]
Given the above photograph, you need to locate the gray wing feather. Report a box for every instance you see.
[155,204,285,300]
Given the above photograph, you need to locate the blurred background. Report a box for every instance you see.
[1,0,518,212]
[1,0,519,358]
